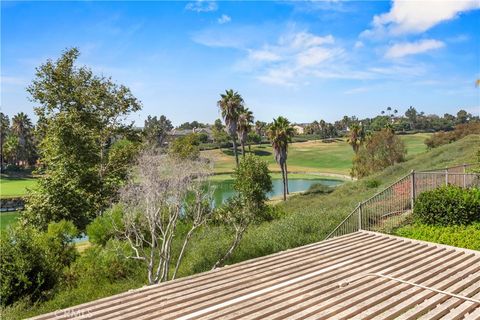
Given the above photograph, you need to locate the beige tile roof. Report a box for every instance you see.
[31,231,480,320]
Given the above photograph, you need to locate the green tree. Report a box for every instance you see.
[213,155,272,268]
[267,116,295,200]
[0,112,10,170]
[3,135,19,167]
[169,133,200,160]
[24,48,141,231]
[405,106,418,130]
[237,107,254,156]
[456,109,471,124]
[218,89,244,167]
[351,128,407,178]
[143,115,173,148]
[212,118,229,144]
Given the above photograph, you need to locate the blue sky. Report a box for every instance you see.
[1,0,479,126]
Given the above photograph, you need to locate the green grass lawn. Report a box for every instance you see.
[0,212,20,230]
[0,175,37,198]
[203,133,431,178]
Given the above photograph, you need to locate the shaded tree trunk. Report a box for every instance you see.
[280,163,286,201]
[241,141,246,157]
[232,138,239,167]
[284,162,289,194]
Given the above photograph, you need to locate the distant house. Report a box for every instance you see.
[293,125,305,135]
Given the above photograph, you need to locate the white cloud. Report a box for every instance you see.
[354,41,364,49]
[242,31,343,86]
[344,87,370,94]
[217,14,231,24]
[362,0,480,37]
[248,50,282,62]
[385,39,445,58]
[185,0,218,13]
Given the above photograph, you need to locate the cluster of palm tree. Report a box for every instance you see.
[217,89,295,201]
[0,112,37,170]
[217,89,254,166]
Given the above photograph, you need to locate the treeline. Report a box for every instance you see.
[303,107,478,138]
[0,112,38,171]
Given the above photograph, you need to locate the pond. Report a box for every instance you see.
[212,178,343,206]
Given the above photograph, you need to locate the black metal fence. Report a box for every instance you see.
[325,164,479,239]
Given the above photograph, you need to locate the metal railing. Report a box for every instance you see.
[325,164,479,240]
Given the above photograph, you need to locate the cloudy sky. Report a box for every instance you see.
[1,0,479,125]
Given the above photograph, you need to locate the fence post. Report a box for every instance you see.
[410,170,415,211]
[358,203,362,231]
[445,168,448,186]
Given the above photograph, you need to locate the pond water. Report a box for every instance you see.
[212,178,343,206]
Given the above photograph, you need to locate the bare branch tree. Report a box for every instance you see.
[116,151,213,284]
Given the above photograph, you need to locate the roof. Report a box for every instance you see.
[32,231,480,319]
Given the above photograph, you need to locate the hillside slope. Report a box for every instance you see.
[183,134,479,274]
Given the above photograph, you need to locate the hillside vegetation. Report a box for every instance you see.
[2,135,476,319]
[179,134,479,274]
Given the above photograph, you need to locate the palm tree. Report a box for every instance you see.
[347,123,365,154]
[267,116,295,201]
[11,112,34,166]
[217,90,244,167]
[237,107,254,156]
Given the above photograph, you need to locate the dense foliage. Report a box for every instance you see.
[351,128,407,177]
[413,185,480,226]
[394,222,480,251]
[424,122,480,149]
[168,133,200,160]
[0,221,78,306]
[23,48,141,230]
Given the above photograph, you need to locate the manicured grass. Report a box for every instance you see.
[0,212,20,230]
[393,222,480,251]
[0,175,37,198]
[202,133,431,179]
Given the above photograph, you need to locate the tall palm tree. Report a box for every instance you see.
[217,90,244,167]
[347,123,365,154]
[267,116,295,201]
[11,112,34,166]
[237,107,254,156]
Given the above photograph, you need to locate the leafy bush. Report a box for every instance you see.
[0,221,78,306]
[86,205,124,246]
[302,183,334,195]
[364,179,381,188]
[413,186,480,226]
[66,240,141,286]
[394,222,480,250]
[424,122,480,149]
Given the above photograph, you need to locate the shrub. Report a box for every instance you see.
[394,222,480,250]
[413,186,480,226]
[86,205,124,246]
[0,221,78,306]
[302,183,334,195]
[424,122,480,149]
[66,240,141,286]
[364,179,381,189]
